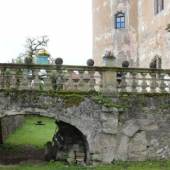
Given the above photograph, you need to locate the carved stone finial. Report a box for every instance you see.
[55,58,63,65]
[122,60,129,68]
[87,59,94,67]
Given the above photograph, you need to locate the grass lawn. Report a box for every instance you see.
[4,115,56,148]
[0,161,170,170]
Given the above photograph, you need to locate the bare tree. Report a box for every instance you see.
[25,35,49,58]
[20,35,50,64]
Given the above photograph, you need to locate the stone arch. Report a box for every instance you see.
[57,121,90,163]
[149,55,162,69]
[115,11,125,29]
[0,111,90,163]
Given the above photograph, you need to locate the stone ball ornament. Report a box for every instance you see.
[122,60,130,68]
[55,58,63,65]
[87,59,94,67]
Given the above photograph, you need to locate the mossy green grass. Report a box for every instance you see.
[4,115,56,149]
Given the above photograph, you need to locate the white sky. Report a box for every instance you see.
[0,0,92,65]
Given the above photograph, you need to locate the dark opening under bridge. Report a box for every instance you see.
[0,63,170,163]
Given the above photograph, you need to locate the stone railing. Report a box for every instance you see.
[0,63,170,93]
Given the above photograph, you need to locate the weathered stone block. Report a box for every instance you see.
[122,119,140,137]
[91,153,102,162]
[102,118,118,134]
[92,133,117,163]
[1,115,24,141]
[102,106,118,113]
[116,135,129,161]
[128,131,147,161]
[137,119,158,131]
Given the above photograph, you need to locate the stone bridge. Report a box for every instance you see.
[0,64,170,163]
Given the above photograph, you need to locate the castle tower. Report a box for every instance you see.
[93,0,138,67]
[137,0,170,69]
[93,0,170,68]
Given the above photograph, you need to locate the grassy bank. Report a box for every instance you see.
[0,161,170,170]
[4,115,56,148]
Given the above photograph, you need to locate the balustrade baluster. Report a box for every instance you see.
[11,70,16,89]
[19,69,25,89]
[95,71,102,92]
[9,70,14,89]
[159,73,167,93]
[61,70,67,90]
[50,70,57,90]
[167,73,170,93]
[83,71,90,91]
[149,73,158,93]
[20,69,29,90]
[99,71,103,91]
[89,70,95,91]
[72,71,80,90]
[78,70,84,91]
[0,70,3,89]
[141,73,148,93]
[56,68,64,91]
[4,69,12,89]
[49,70,55,90]
[32,69,40,90]
[131,72,138,92]
[1,68,6,89]
[62,70,69,90]
[120,72,127,92]
[67,70,74,91]
[42,70,51,91]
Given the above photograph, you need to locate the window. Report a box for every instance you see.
[149,55,162,69]
[154,0,164,14]
[115,12,125,29]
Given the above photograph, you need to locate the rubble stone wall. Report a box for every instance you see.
[0,91,170,163]
[1,115,24,142]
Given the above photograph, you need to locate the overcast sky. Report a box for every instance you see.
[0,0,92,65]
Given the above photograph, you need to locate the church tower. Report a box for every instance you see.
[93,0,138,67]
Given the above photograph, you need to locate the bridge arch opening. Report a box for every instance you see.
[0,114,90,164]
[56,121,90,163]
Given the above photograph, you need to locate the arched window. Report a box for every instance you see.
[154,0,164,14]
[149,55,162,69]
[115,12,125,29]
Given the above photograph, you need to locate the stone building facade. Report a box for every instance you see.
[93,0,170,68]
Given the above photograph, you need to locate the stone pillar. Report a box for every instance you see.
[102,51,117,93]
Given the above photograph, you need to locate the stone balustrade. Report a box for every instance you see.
[0,63,170,93]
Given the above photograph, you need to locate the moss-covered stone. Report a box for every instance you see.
[92,94,128,109]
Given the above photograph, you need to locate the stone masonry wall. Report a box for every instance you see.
[93,0,138,67]
[116,94,170,161]
[92,0,113,66]
[93,0,170,68]
[111,0,138,67]
[1,115,24,142]
[138,0,170,69]
[0,91,170,162]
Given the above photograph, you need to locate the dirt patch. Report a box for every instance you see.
[0,145,45,165]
